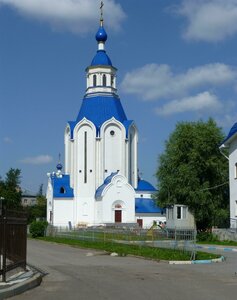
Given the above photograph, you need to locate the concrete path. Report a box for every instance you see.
[10,239,237,300]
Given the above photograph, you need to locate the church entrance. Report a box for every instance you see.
[115,210,122,223]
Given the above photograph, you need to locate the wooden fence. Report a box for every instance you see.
[0,200,27,282]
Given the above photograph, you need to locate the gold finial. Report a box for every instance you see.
[100,1,104,26]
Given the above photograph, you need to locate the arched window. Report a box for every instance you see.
[102,74,106,86]
[60,187,65,194]
[93,74,97,87]
[111,75,114,87]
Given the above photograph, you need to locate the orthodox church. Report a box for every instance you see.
[220,123,237,229]
[46,11,164,228]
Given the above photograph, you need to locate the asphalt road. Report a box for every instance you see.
[12,239,237,300]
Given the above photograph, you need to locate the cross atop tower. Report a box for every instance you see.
[100,1,104,25]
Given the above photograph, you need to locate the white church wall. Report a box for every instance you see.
[53,199,74,227]
[74,120,96,197]
[46,179,53,224]
[76,196,95,226]
[135,192,152,199]
[101,175,135,223]
[128,125,138,188]
[86,66,117,95]
[229,138,237,226]
[101,119,126,179]
[64,126,71,175]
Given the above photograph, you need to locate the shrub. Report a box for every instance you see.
[30,220,48,238]
[196,231,219,242]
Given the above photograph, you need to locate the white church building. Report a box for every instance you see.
[220,123,237,229]
[46,13,165,228]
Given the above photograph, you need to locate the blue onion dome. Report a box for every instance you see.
[56,163,63,171]
[96,25,107,42]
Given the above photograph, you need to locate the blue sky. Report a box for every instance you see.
[1,0,237,194]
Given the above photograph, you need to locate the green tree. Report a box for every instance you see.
[26,184,47,223]
[156,119,229,230]
[0,168,22,209]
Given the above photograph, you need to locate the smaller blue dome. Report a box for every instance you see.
[91,50,112,66]
[96,26,107,42]
[136,180,157,192]
[56,163,63,171]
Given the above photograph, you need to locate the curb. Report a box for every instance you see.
[0,271,42,300]
[169,255,225,265]
[196,245,237,252]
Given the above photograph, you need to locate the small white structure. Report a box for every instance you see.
[46,12,164,228]
[220,123,237,229]
[166,205,195,229]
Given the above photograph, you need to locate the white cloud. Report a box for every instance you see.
[121,63,236,101]
[20,155,53,165]
[0,0,125,34]
[156,92,222,116]
[3,137,13,144]
[177,0,237,42]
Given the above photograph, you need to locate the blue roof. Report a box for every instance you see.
[135,198,163,214]
[91,50,112,66]
[51,175,74,198]
[95,172,118,198]
[76,94,127,130]
[222,122,237,145]
[136,180,157,192]
[68,95,134,139]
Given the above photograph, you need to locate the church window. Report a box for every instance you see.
[177,206,181,219]
[93,74,97,87]
[110,130,115,136]
[90,169,92,173]
[115,204,122,209]
[105,169,108,173]
[84,132,87,183]
[111,75,114,87]
[235,163,237,178]
[60,187,66,194]
[102,74,106,86]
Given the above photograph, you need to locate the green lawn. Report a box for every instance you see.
[38,236,219,261]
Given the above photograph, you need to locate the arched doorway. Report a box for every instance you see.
[112,201,125,223]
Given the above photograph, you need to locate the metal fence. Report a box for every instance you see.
[47,225,197,259]
[0,202,27,282]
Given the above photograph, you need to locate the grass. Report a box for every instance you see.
[38,236,219,261]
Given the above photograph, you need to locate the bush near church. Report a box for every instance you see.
[30,220,48,238]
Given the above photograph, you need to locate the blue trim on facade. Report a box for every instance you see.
[51,175,74,198]
[222,122,237,145]
[95,172,118,198]
[135,198,163,213]
[136,180,157,192]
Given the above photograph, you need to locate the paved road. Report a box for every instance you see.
[12,239,237,300]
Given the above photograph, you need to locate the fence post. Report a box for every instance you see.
[2,206,6,282]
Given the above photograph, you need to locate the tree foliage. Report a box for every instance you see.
[25,184,47,223]
[0,168,22,209]
[156,119,229,230]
